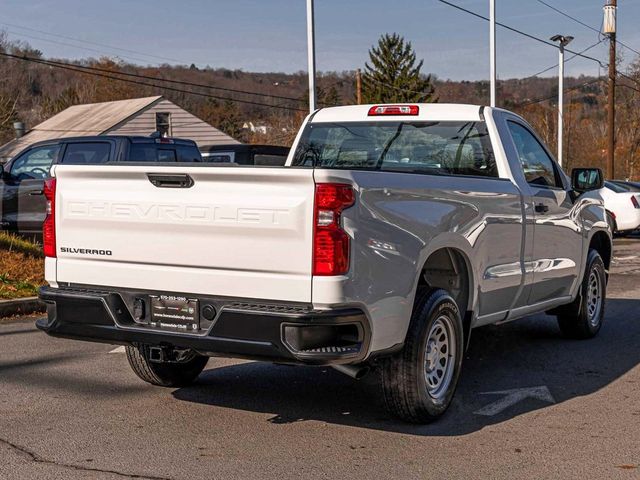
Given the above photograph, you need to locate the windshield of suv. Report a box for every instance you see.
[291,121,497,178]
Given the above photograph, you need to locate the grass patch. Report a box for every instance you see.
[0,232,43,258]
[0,234,44,299]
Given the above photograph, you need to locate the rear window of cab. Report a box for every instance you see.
[292,121,497,178]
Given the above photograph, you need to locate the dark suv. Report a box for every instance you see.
[1,135,202,240]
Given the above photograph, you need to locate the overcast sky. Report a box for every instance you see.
[2,0,639,80]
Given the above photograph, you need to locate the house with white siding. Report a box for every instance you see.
[0,96,239,162]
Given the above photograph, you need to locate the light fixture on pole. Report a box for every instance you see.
[550,34,573,167]
[306,0,317,113]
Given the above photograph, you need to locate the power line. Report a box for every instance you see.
[516,77,605,107]
[0,21,185,64]
[3,29,156,65]
[0,51,305,105]
[437,0,607,68]
[0,52,306,112]
[533,0,601,34]
[524,40,604,79]
[364,76,436,97]
[533,0,640,57]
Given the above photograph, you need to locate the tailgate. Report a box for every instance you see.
[51,165,315,302]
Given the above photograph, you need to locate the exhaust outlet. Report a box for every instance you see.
[332,364,370,380]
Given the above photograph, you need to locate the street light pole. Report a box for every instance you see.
[550,35,573,167]
[306,0,317,113]
[490,0,496,107]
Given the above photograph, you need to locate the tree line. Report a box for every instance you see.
[0,30,638,179]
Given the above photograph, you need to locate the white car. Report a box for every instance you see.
[601,181,640,235]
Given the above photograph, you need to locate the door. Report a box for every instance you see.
[2,144,60,239]
[506,121,583,305]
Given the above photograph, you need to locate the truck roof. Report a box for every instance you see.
[310,103,485,123]
[25,135,198,149]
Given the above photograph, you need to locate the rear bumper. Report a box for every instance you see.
[37,286,371,366]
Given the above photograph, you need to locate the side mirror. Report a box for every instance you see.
[571,168,604,193]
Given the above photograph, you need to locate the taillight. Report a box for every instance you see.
[43,178,56,257]
[632,195,640,209]
[368,105,419,116]
[313,183,354,276]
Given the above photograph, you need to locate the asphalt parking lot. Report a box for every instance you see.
[1,237,639,480]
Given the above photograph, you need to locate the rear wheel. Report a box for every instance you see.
[556,249,606,339]
[380,288,464,423]
[126,344,209,387]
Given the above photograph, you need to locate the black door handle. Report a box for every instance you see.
[147,173,194,188]
[534,203,549,213]
[28,190,44,196]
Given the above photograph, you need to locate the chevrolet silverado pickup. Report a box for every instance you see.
[37,104,611,423]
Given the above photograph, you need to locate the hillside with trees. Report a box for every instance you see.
[1,30,639,179]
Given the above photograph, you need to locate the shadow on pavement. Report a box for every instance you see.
[173,298,640,435]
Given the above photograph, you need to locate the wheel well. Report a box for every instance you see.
[418,247,472,318]
[589,231,612,271]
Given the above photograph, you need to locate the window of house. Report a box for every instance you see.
[155,112,171,137]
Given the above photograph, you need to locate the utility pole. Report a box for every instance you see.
[355,69,362,105]
[604,0,617,179]
[490,0,496,107]
[551,35,573,167]
[306,0,317,113]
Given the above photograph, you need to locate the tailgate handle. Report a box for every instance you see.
[147,173,194,188]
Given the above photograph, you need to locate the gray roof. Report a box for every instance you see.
[0,96,238,160]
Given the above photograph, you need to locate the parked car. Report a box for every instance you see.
[600,181,640,235]
[38,104,610,424]
[609,179,640,192]
[0,135,202,240]
[200,144,289,166]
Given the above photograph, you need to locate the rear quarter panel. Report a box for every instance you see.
[312,169,525,353]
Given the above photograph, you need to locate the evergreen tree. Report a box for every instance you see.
[361,33,436,104]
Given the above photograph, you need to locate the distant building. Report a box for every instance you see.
[0,96,239,162]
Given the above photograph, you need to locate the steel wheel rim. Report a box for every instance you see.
[586,270,602,327]
[424,315,456,400]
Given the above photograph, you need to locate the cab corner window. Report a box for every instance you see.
[9,145,60,180]
[507,121,562,188]
[61,142,111,164]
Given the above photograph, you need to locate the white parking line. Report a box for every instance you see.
[474,386,555,416]
[109,346,126,354]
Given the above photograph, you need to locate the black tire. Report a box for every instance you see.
[380,288,464,423]
[125,344,209,387]
[557,249,606,339]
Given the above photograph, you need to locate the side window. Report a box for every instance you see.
[157,149,176,162]
[61,143,111,164]
[507,122,561,188]
[176,145,202,162]
[10,145,60,180]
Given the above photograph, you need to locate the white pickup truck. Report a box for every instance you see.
[38,104,611,423]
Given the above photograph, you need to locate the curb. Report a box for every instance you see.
[0,297,45,318]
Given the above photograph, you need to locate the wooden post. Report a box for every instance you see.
[356,69,362,105]
[607,0,617,179]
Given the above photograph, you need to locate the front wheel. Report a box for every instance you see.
[380,288,464,423]
[126,344,209,387]
[556,249,606,339]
